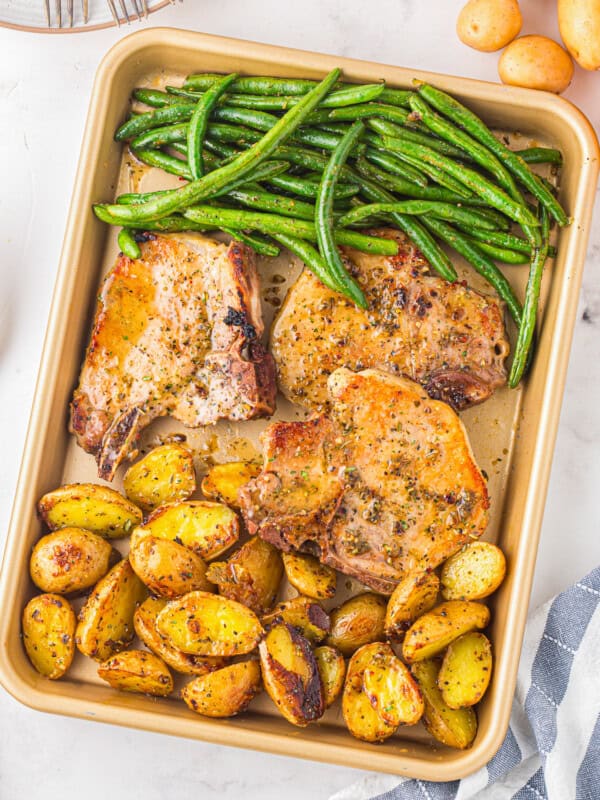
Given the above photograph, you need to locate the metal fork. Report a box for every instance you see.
[105,0,150,24]
[44,0,89,27]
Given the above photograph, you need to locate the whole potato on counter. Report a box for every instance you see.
[30,527,117,595]
[22,593,76,679]
[129,535,213,598]
[558,0,600,70]
[182,661,262,717]
[98,649,173,696]
[499,35,574,93]
[457,0,522,51]
[123,443,196,512]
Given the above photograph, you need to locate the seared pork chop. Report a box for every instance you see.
[71,234,276,480]
[272,228,509,411]
[240,368,489,594]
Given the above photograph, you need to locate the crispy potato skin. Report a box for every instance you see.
[342,643,397,742]
[314,645,346,708]
[558,0,600,70]
[327,593,387,656]
[439,632,493,709]
[441,542,506,600]
[411,659,477,749]
[201,461,262,508]
[402,600,490,663]
[206,536,283,614]
[123,444,196,511]
[362,643,424,727]
[259,622,324,726]
[282,552,337,600]
[30,527,116,595]
[134,596,227,675]
[129,536,213,598]
[385,571,440,639]
[262,596,330,644]
[38,483,142,539]
[76,560,147,661]
[157,591,263,656]
[181,661,262,717]
[98,649,173,696]
[22,593,76,679]
[457,0,522,52]
[498,35,574,93]
[130,501,239,561]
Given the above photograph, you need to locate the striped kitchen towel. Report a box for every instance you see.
[331,565,600,800]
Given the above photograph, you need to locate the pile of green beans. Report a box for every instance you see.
[94,69,567,386]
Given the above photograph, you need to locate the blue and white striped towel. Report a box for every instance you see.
[331,565,600,800]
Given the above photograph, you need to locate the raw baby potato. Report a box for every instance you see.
[457,0,522,51]
[206,536,283,614]
[259,621,324,726]
[441,541,506,600]
[76,559,147,661]
[314,645,346,708]
[38,483,142,539]
[134,596,228,675]
[558,0,600,70]
[402,600,490,663]
[181,660,262,717]
[281,551,337,600]
[498,35,574,93]
[98,649,173,696]
[201,460,261,508]
[262,595,331,644]
[439,632,493,708]
[30,527,116,595]
[385,571,440,639]
[130,500,239,561]
[342,643,398,743]
[123,443,196,511]
[129,535,212,598]
[327,593,386,656]
[362,643,424,727]
[22,593,76,679]
[411,659,477,749]
[157,591,263,656]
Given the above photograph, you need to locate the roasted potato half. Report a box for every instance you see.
[262,595,330,644]
[181,661,262,717]
[22,593,76,679]
[327,593,386,656]
[362,642,424,727]
[411,659,477,749]
[206,536,283,614]
[76,559,147,661]
[259,622,324,727]
[385,571,440,639]
[98,649,173,696]
[38,483,142,539]
[131,501,239,561]
[129,536,212,598]
[439,632,493,709]
[440,542,506,600]
[282,552,337,600]
[134,596,227,675]
[157,591,263,657]
[402,601,490,663]
[342,643,398,743]
[201,460,261,508]
[123,444,196,512]
[30,527,117,595]
[314,645,346,708]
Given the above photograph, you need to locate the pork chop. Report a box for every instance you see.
[240,368,489,594]
[271,228,509,411]
[70,233,276,480]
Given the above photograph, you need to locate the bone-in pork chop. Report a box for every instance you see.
[271,228,509,411]
[70,234,276,480]
[240,368,489,594]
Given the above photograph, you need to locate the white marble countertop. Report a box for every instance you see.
[0,2,598,797]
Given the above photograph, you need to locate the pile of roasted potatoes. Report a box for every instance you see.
[23,442,507,750]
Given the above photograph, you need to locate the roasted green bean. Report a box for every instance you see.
[188,73,237,179]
